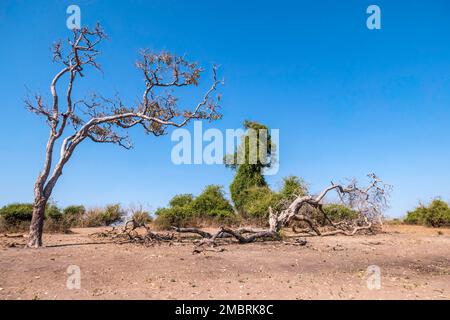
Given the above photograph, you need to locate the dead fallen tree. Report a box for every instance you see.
[93,220,173,245]
[93,174,390,252]
[171,173,390,247]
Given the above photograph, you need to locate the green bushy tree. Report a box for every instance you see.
[323,204,358,222]
[169,194,194,208]
[405,199,450,227]
[227,121,274,213]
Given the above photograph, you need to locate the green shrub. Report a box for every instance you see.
[0,203,72,233]
[241,186,280,218]
[154,206,195,229]
[45,204,63,221]
[154,185,237,229]
[279,176,308,200]
[0,203,33,225]
[323,204,359,222]
[405,200,450,227]
[191,185,234,216]
[102,204,125,225]
[169,194,194,208]
[237,176,307,219]
[404,206,427,225]
[230,164,268,211]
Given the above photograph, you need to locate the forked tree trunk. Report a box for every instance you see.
[28,200,47,248]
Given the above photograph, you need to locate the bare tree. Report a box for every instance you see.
[25,24,222,247]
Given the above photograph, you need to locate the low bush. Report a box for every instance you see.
[83,204,125,227]
[154,185,238,229]
[0,203,71,233]
[241,186,280,219]
[279,176,308,200]
[45,204,63,221]
[405,199,450,227]
[0,203,33,226]
[238,176,308,220]
[190,185,234,217]
[323,204,359,222]
[0,202,127,232]
[131,209,152,226]
[154,206,196,229]
[60,205,85,227]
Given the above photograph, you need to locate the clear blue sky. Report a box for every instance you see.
[1,0,449,217]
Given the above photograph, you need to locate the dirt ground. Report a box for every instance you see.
[0,225,449,300]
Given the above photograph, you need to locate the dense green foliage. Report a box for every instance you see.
[228,121,274,213]
[45,204,63,221]
[0,203,65,224]
[169,194,194,208]
[0,203,34,225]
[279,176,308,200]
[241,176,308,219]
[240,186,279,218]
[154,185,237,229]
[323,204,359,222]
[190,185,234,217]
[405,199,450,227]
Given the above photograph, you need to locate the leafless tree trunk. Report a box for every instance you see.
[26,24,222,247]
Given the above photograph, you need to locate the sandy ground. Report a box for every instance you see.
[0,225,449,300]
